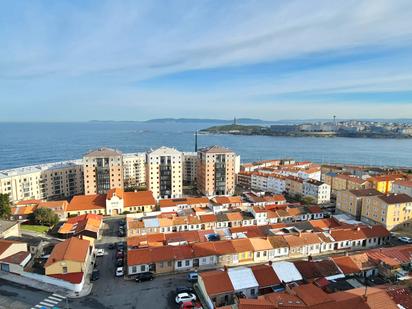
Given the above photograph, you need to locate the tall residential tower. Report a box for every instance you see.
[146,146,183,199]
[197,145,236,196]
[83,148,124,195]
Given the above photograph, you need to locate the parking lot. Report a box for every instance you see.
[72,217,197,309]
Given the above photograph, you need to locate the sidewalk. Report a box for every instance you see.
[0,271,69,296]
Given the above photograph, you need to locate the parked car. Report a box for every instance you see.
[115,267,124,277]
[175,293,196,304]
[116,258,124,267]
[108,243,116,250]
[398,236,412,243]
[135,272,154,282]
[116,242,124,249]
[95,248,105,257]
[187,272,198,283]
[176,286,195,295]
[119,220,126,226]
[91,269,100,281]
[118,230,125,237]
[116,251,124,259]
[180,301,202,309]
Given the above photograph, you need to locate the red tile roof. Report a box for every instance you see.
[49,272,84,284]
[199,270,234,296]
[251,264,281,287]
[331,256,361,274]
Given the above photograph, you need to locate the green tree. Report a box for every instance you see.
[302,196,315,205]
[0,193,11,219]
[30,208,59,226]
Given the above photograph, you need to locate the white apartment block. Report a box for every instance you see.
[251,173,286,194]
[146,146,183,199]
[123,153,146,188]
[303,179,331,204]
[391,180,412,196]
[0,160,83,203]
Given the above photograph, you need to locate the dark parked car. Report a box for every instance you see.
[135,272,154,282]
[116,251,124,259]
[116,258,124,267]
[119,220,126,226]
[108,243,115,250]
[118,230,125,237]
[116,242,124,249]
[175,286,195,294]
[91,269,100,281]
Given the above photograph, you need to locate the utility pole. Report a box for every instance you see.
[194,130,198,152]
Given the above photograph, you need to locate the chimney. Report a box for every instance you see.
[224,265,228,272]
[268,260,273,266]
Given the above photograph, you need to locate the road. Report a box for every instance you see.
[0,279,67,309]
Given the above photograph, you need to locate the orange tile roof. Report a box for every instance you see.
[231,238,254,253]
[199,270,234,296]
[213,240,236,255]
[283,233,321,247]
[249,238,273,251]
[287,207,303,216]
[45,237,90,267]
[67,194,106,211]
[199,214,217,223]
[214,196,242,204]
[159,197,209,208]
[173,245,194,260]
[225,212,244,221]
[343,287,398,309]
[127,248,152,265]
[16,199,42,206]
[332,256,361,274]
[292,283,334,306]
[124,191,156,207]
[106,188,124,200]
[11,205,37,215]
[192,242,217,257]
[127,220,144,229]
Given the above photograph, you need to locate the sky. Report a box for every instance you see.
[1,0,412,121]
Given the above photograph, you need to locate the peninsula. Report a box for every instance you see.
[201,120,412,138]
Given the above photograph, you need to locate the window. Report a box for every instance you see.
[140,265,145,271]
[62,266,68,274]
[177,261,182,267]
[185,260,190,266]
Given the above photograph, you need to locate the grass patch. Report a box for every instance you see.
[21,225,50,233]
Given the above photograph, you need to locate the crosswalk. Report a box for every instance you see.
[31,293,66,309]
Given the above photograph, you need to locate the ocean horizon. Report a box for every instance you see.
[1,121,412,170]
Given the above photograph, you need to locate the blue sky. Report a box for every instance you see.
[1,0,412,121]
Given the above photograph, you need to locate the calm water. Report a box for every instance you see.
[1,122,412,170]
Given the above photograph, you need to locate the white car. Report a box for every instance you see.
[95,249,105,257]
[115,267,124,277]
[175,293,196,304]
[398,236,412,243]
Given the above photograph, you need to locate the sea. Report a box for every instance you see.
[1,122,412,170]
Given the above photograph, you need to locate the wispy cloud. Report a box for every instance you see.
[0,0,412,120]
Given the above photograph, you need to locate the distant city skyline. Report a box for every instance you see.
[1,1,412,121]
